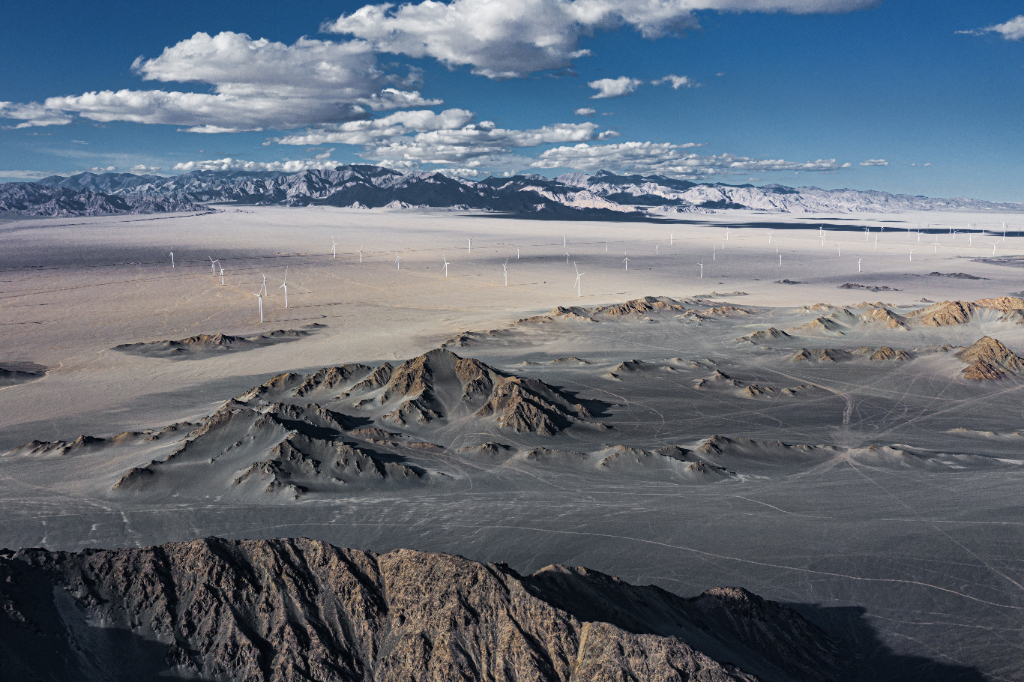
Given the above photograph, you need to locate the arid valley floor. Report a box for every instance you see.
[2,206,1023,680]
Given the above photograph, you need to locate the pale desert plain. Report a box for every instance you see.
[2,206,1024,680]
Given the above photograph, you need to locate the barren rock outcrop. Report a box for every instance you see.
[955,336,1024,380]
[0,538,854,681]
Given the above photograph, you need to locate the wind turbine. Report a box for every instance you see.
[467,238,472,253]
[563,235,566,248]
[209,257,218,275]
[279,269,288,308]
[767,229,773,243]
[332,237,337,259]
[395,252,401,269]
[864,227,869,241]
[988,241,999,256]
[564,251,570,265]
[605,241,608,252]
[699,260,703,278]
[169,252,174,268]
[837,244,841,257]
[656,244,659,255]
[443,255,449,277]
[517,247,520,259]
[358,247,363,263]
[907,247,916,261]
[858,258,862,272]
[670,232,674,245]
[254,275,267,323]
[219,264,225,285]
[623,256,629,271]
[573,262,583,297]
[503,259,508,286]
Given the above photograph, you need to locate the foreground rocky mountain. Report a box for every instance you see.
[0,537,849,682]
[5,165,1019,217]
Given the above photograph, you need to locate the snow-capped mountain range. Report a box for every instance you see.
[1,166,1020,218]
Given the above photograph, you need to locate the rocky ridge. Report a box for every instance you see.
[12,165,1023,217]
[0,537,854,682]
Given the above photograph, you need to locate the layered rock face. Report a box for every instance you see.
[0,538,842,682]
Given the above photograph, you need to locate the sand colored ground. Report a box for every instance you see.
[2,206,1024,680]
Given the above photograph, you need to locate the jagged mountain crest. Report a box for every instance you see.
[7,164,1021,217]
[0,537,848,681]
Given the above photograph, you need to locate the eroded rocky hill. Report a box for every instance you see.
[0,537,845,682]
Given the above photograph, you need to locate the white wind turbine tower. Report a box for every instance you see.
[395,252,401,269]
[443,255,449,277]
[209,257,218,275]
[837,244,841,257]
[767,229,773,243]
[907,247,916,261]
[670,232,674,245]
[279,269,288,308]
[563,235,566,248]
[623,255,629,271]
[332,237,337,259]
[169,252,174,268]
[656,244,659,255]
[219,263,225,285]
[988,241,999,256]
[358,247,363,263]
[573,262,583,297]
[503,259,508,286]
[858,258,862,272]
[699,260,704,278]
[254,275,267,323]
[517,247,520,259]
[605,241,608,252]
[864,227,869,241]
[467,238,472,253]
[564,251,570,265]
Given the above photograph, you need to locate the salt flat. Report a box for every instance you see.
[2,206,1023,680]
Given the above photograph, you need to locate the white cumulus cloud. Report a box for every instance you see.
[7,32,440,133]
[958,15,1024,41]
[325,0,881,78]
[589,76,642,99]
[275,109,477,146]
[859,158,888,166]
[530,141,846,179]
[652,74,701,89]
[172,157,343,173]
[0,102,72,129]
[574,107,596,116]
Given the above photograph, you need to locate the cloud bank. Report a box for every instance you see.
[325,0,882,78]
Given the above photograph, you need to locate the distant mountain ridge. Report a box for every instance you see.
[2,165,1020,218]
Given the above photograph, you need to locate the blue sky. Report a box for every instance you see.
[1,0,1021,201]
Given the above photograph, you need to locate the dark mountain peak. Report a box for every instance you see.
[0,537,849,681]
